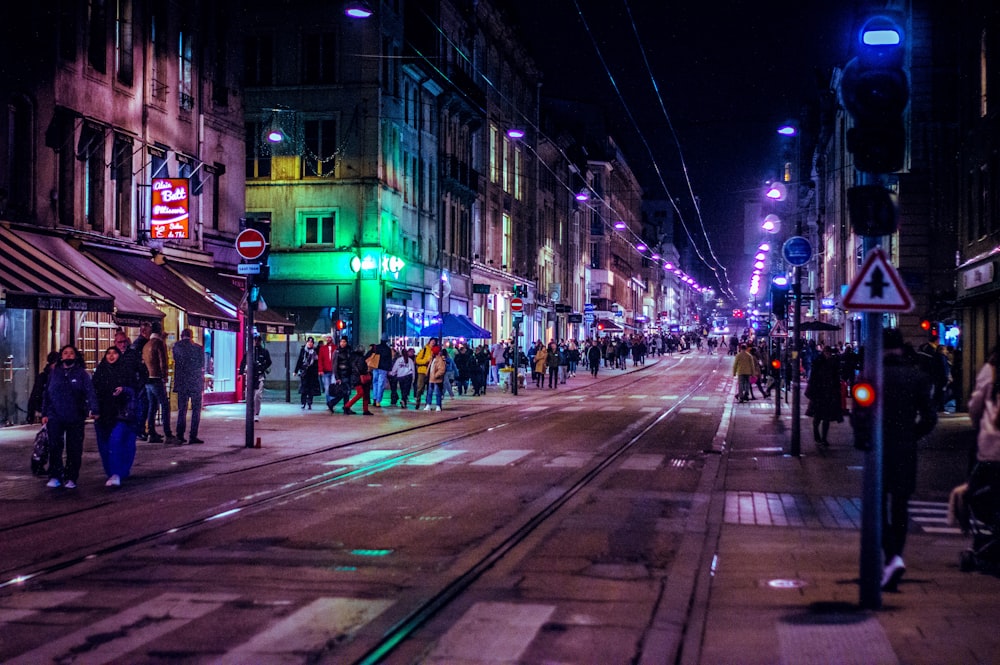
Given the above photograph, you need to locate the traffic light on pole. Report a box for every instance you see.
[840,13,909,175]
[770,276,789,319]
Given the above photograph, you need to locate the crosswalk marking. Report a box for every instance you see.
[406,450,467,465]
[521,406,547,412]
[545,452,591,468]
[325,450,398,466]
[909,500,964,535]
[620,454,664,471]
[218,597,394,665]
[424,602,555,664]
[471,450,533,466]
[599,405,624,411]
[561,405,587,411]
[0,591,86,623]
[5,592,239,665]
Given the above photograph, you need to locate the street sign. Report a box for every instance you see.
[782,236,813,266]
[237,263,261,275]
[510,297,524,312]
[770,320,788,338]
[236,228,267,260]
[842,247,913,312]
[513,314,524,325]
[472,283,491,294]
[584,303,595,312]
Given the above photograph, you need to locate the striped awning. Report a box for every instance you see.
[0,224,113,312]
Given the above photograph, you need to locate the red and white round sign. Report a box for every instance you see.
[510,297,524,312]
[236,228,267,260]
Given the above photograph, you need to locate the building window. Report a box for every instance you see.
[502,213,511,269]
[84,148,106,232]
[115,0,133,86]
[302,212,336,245]
[88,0,107,74]
[981,29,989,118]
[302,33,337,84]
[112,133,133,236]
[490,124,500,183]
[514,146,522,200]
[58,2,78,62]
[244,35,274,87]
[502,135,510,193]
[178,21,194,111]
[150,7,168,101]
[245,121,272,179]
[5,97,34,220]
[303,119,336,177]
[590,241,601,268]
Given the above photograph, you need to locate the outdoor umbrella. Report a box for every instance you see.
[455,314,492,339]
[798,320,840,332]
[418,312,489,339]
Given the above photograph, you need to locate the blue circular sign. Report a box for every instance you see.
[782,236,812,266]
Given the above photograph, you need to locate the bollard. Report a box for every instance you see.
[255,437,261,449]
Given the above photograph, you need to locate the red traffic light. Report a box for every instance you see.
[853,382,876,408]
[771,359,781,370]
[335,320,346,330]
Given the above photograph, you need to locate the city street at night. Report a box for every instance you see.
[2,354,996,664]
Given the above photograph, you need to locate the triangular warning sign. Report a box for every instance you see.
[842,248,913,312]
[769,320,788,338]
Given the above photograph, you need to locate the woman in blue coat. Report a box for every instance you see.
[93,345,138,487]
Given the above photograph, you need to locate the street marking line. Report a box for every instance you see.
[325,450,399,466]
[620,454,664,471]
[424,602,555,664]
[471,450,533,466]
[405,450,467,465]
[0,591,87,623]
[218,597,394,665]
[5,592,239,665]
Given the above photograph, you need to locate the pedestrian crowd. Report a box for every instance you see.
[32,321,210,490]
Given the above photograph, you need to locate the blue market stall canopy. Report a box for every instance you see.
[419,312,492,339]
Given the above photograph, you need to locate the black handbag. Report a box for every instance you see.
[30,424,49,475]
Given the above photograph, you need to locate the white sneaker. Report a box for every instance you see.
[105,474,121,487]
[424,405,431,411]
[881,555,906,591]
[46,478,61,488]
[435,406,441,411]
[64,480,77,489]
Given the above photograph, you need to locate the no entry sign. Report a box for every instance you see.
[236,228,267,261]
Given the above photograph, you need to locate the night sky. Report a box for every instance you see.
[508,0,859,298]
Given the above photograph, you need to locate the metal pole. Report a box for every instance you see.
[859,236,885,609]
[245,274,256,449]
[791,264,802,456]
[511,324,519,396]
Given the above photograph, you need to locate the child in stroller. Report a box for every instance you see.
[962,344,1000,572]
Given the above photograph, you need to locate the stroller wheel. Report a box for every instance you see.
[959,549,977,572]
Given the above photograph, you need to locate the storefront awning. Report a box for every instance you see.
[167,261,295,334]
[44,237,164,325]
[594,318,625,333]
[83,246,239,332]
[0,224,114,312]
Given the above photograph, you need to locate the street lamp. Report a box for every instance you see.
[344,2,374,18]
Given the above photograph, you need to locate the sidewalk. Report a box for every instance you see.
[699,385,1000,665]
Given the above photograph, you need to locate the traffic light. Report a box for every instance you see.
[840,13,909,174]
[850,381,876,450]
[335,319,346,331]
[847,184,899,236]
[770,276,789,319]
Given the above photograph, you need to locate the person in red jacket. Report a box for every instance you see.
[317,335,335,396]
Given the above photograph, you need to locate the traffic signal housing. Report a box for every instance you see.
[840,13,909,174]
[770,276,789,319]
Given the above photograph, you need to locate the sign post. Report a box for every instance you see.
[236,228,268,450]
[510,298,524,396]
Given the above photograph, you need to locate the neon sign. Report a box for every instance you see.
[150,178,190,239]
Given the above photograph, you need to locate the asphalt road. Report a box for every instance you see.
[1,352,733,664]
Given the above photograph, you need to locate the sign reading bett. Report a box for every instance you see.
[150,178,190,239]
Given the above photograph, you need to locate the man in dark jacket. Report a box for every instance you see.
[876,328,938,591]
[327,337,353,412]
[172,329,205,443]
[141,321,172,442]
[42,345,98,489]
[370,336,394,407]
[240,333,272,421]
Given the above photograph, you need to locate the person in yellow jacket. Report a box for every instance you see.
[732,343,760,403]
[414,337,439,405]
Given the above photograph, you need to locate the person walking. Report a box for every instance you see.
[317,335,335,397]
[92,345,138,486]
[443,348,458,398]
[27,351,60,424]
[131,322,151,439]
[370,336,393,407]
[294,336,322,410]
[390,347,416,408]
[545,342,561,389]
[732,343,759,403]
[41,345,98,489]
[240,333,272,421]
[413,337,438,405]
[142,321,173,442]
[343,345,374,415]
[587,340,602,378]
[172,329,205,444]
[967,338,1000,535]
[424,347,447,411]
[326,337,353,412]
[867,328,938,591]
[805,344,843,445]
[454,344,473,395]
